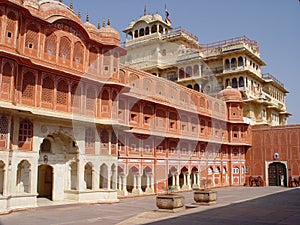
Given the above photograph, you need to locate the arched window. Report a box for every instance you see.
[5,11,17,43]
[194,83,200,92]
[208,167,213,175]
[1,62,13,100]
[187,84,193,89]
[71,83,81,109]
[225,78,230,87]
[73,41,84,66]
[100,130,109,155]
[22,72,35,101]
[100,163,108,189]
[186,66,192,78]
[84,163,93,189]
[232,78,238,88]
[0,116,8,148]
[89,47,98,70]
[151,25,157,33]
[159,25,163,33]
[25,23,39,52]
[231,58,237,69]
[101,89,109,113]
[134,30,138,38]
[86,88,96,111]
[18,119,33,147]
[118,99,125,120]
[85,127,95,151]
[59,36,71,60]
[16,160,31,193]
[56,79,68,106]
[225,59,230,69]
[41,76,54,104]
[45,33,57,56]
[145,27,149,35]
[239,77,244,87]
[238,56,243,67]
[139,28,144,37]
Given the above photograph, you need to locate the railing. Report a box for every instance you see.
[262,73,284,88]
[199,35,259,53]
[163,26,199,42]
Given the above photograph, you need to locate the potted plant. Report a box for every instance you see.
[193,179,217,205]
[156,186,185,212]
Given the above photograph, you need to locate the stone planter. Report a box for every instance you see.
[193,189,217,205]
[156,194,185,212]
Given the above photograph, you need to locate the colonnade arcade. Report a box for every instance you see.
[37,131,118,201]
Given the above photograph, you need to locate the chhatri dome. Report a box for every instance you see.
[219,86,243,102]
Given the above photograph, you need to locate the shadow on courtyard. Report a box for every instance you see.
[147,188,300,225]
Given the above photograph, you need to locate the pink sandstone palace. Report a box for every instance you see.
[0,0,298,213]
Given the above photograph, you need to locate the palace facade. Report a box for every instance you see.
[122,12,290,126]
[0,0,252,213]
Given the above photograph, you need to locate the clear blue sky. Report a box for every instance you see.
[63,0,300,124]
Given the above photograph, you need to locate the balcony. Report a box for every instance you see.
[262,73,284,88]
[200,36,260,57]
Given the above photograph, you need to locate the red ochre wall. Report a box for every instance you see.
[246,125,300,182]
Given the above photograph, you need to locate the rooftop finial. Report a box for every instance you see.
[78,10,81,19]
[144,4,146,16]
[59,0,62,3]
[107,18,111,26]
[70,0,73,9]
[102,20,106,27]
[86,14,89,22]
[98,22,101,29]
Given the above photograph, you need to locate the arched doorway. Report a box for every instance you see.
[268,162,287,187]
[37,165,53,200]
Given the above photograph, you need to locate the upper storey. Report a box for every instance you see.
[123,12,199,49]
[0,0,125,82]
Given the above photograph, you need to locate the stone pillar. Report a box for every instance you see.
[77,158,83,190]
[146,174,153,193]
[187,173,191,189]
[108,129,112,155]
[150,175,154,192]
[2,168,7,196]
[172,174,175,187]
[183,173,187,187]
[175,173,180,190]
[132,174,142,195]
[197,173,200,186]
[122,175,128,196]
[92,169,97,190]
[107,168,111,190]
[118,176,122,190]
[137,174,142,193]
[133,174,137,189]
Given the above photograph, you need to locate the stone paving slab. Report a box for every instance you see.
[0,187,297,225]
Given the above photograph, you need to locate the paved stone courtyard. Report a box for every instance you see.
[0,187,299,225]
